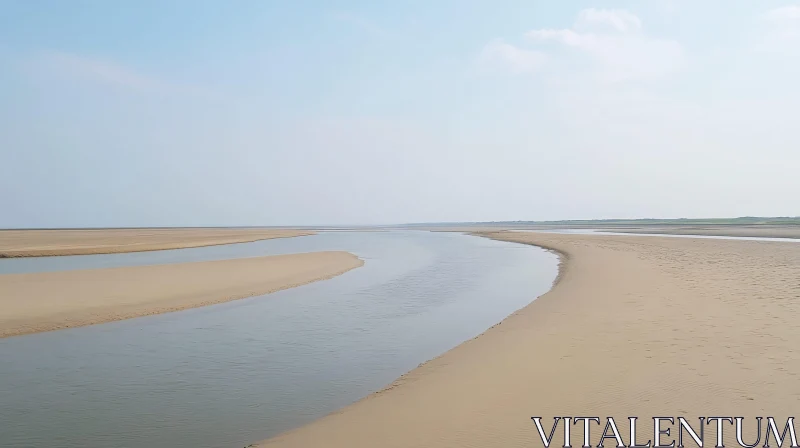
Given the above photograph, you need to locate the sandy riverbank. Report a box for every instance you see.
[0,251,362,338]
[258,231,800,447]
[0,228,315,258]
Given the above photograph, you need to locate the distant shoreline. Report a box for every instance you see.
[402,216,800,228]
[412,224,800,240]
[0,228,315,258]
[597,225,800,239]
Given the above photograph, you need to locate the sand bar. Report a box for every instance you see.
[258,231,800,447]
[0,228,315,258]
[0,251,363,338]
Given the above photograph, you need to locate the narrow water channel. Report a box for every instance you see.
[0,231,558,448]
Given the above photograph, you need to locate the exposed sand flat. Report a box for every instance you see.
[609,225,800,239]
[0,228,315,258]
[259,231,800,448]
[0,251,363,338]
[410,225,800,239]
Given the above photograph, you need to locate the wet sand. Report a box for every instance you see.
[0,251,363,338]
[258,231,800,448]
[413,224,800,240]
[609,225,800,239]
[0,228,315,258]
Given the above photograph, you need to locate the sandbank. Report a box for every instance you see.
[0,228,314,258]
[258,231,800,447]
[0,251,363,338]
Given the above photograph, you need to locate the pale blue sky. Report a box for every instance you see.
[1,0,799,227]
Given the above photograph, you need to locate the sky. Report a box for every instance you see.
[1,0,799,227]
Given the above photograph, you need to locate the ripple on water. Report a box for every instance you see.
[0,231,558,448]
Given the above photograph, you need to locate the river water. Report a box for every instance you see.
[0,230,558,448]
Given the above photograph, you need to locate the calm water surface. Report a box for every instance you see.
[0,231,558,448]
[0,230,379,274]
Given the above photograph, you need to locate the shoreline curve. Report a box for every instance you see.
[256,230,800,448]
[256,231,565,447]
[0,251,364,338]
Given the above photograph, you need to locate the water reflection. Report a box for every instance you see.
[0,231,557,448]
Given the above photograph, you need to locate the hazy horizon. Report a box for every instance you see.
[3,215,800,230]
[3,1,799,227]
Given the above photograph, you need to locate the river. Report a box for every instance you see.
[0,230,558,448]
